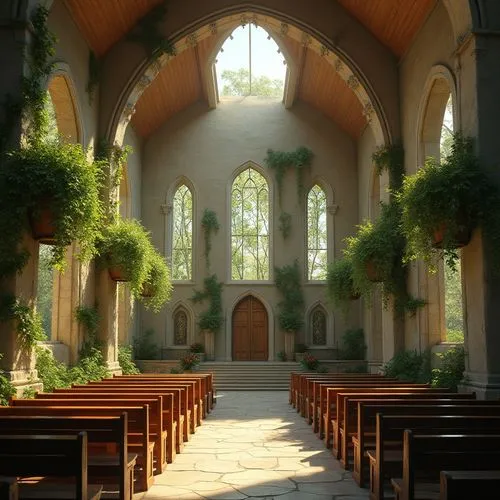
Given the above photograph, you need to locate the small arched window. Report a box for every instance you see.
[311,306,327,346]
[307,184,328,280]
[172,185,193,280]
[231,167,270,280]
[173,308,189,345]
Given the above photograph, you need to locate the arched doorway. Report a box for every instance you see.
[232,296,268,361]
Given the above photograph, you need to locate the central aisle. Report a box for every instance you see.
[141,391,369,499]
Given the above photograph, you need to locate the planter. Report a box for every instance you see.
[365,260,383,282]
[108,265,128,282]
[28,200,56,244]
[432,223,472,250]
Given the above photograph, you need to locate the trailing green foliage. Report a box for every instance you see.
[141,250,173,313]
[22,385,37,398]
[275,260,304,332]
[0,140,104,275]
[133,329,160,360]
[326,257,359,314]
[383,349,432,384]
[338,328,366,360]
[372,143,405,193]
[432,346,465,391]
[118,345,140,374]
[399,133,500,271]
[278,212,292,239]
[201,209,220,270]
[265,147,313,205]
[191,275,224,333]
[0,353,15,406]
[127,1,176,59]
[0,294,45,350]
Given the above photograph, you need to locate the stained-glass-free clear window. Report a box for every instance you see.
[174,309,188,345]
[172,185,193,280]
[311,307,327,345]
[231,168,269,280]
[307,185,327,280]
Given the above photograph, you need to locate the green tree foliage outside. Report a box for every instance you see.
[221,68,284,98]
[36,244,53,338]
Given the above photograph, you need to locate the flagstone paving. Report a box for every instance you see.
[139,391,369,499]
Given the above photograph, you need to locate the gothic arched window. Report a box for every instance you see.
[172,185,193,280]
[231,167,270,280]
[173,308,189,345]
[307,184,328,280]
[311,307,327,346]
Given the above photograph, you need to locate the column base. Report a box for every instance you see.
[5,369,43,396]
[459,371,500,400]
[106,361,122,376]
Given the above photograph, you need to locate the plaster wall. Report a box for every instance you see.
[141,97,360,359]
[123,125,143,220]
[399,2,456,352]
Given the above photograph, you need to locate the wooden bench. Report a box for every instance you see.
[440,470,500,500]
[62,385,185,452]
[350,399,500,487]
[0,405,153,492]
[0,415,135,500]
[0,432,102,500]
[85,380,196,438]
[369,414,500,500]
[322,385,441,449]
[391,431,500,500]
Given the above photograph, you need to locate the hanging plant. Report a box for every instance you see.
[191,274,224,333]
[264,146,313,205]
[0,140,104,276]
[141,250,173,313]
[278,212,292,239]
[398,133,500,271]
[201,209,220,270]
[373,143,405,192]
[326,257,360,314]
[275,260,304,333]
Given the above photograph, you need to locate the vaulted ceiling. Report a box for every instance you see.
[63,0,438,138]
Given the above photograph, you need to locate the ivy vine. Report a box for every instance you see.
[264,146,313,206]
[278,212,292,239]
[373,143,405,194]
[191,275,224,333]
[201,209,220,270]
[275,260,304,332]
[127,1,176,60]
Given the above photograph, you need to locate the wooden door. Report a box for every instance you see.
[232,296,268,361]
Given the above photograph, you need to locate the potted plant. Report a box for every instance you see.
[398,133,500,270]
[98,218,152,296]
[190,342,206,362]
[180,353,200,372]
[140,249,173,312]
[0,140,103,276]
[300,353,319,371]
[345,202,405,302]
[326,257,360,314]
[294,343,308,363]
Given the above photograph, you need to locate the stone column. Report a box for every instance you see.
[458,12,500,398]
[0,1,46,394]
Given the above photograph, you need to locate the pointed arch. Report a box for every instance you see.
[229,162,271,281]
[306,183,328,281]
[305,300,334,347]
[170,302,194,347]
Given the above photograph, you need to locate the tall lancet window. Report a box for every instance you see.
[172,184,193,280]
[307,184,328,280]
[231,167,269,280]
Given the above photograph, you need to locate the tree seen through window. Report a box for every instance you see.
[307,184,328,280]
[172,185,193,280]
[231,168,269,280]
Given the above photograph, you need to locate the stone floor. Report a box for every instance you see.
[138,391,369,500]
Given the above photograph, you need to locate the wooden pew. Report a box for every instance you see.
[62,385,185,452]
[392,431,500,500]
[370,414,500,500]
[440,470,500,500]
[323,385,442,449]
[35,391,176,465]
[350,398,500,487]
[0,432,102,500]
[85,380,196,437]
[0,414,135,500]
[0,477,17,499]
[10,397,165,476]
[0,405,153,492]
